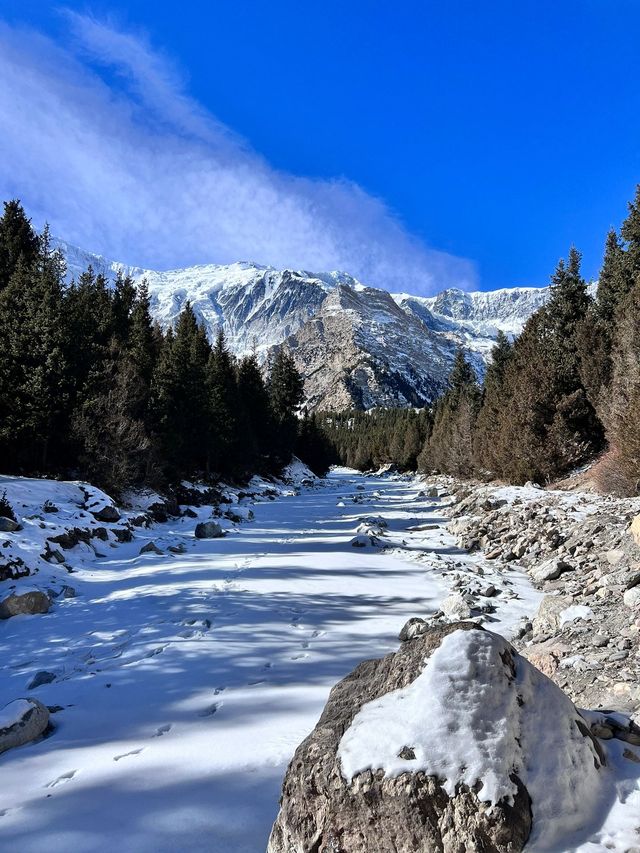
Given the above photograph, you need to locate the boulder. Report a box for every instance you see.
[0,590,50,620]
[0,698,50,755]
[629,514,640,546]
[139,541,163,556]
[440,592,473,620]
[398,617,429,642]
[0,517,20,533]
[27,671,57,690]
[350,534,380,549]
[90,505,120,523]
[268,624,604,853]
[194,521,225,539]
[531,595,574,637]
[531,558,573,583]
[623,586,640,609]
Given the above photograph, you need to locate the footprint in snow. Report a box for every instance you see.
[198,702,222,718]
[153,724,172,738]
[144,645,168,659]
[114,748,145,761]
[46,770,78,788]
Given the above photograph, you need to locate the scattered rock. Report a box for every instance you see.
[0,590,50,619]
[27,671,57,690]
[168,543,187,554]
[398,617,429,642]
[623,586,640,609]
[194,521,225,539]
[629,514,640,546]
[0,517,20,533]
[531,559,573,583]
[531,595,573,637]
[0,699,50,755]
[90,505,121,523]
[440,592,472,620]
[350,534,380,548]
[139,541,163,556]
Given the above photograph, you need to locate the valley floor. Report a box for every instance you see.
[0,469,637,852]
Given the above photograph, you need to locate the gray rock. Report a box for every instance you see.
[0,590,50,620]
[90,505,121,523]
[398,617,429,642]
[441,592,473,619]
[168,543,187,554]
[623,586,640,609]
[268,623,604,853]
[531,558,573,583]
[532,595,573,637]
[0,698,50,755]
[0,517,20,533]
[139,541,163,555]
[194,521,225,539]
[27,671,57,690]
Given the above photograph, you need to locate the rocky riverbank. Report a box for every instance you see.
[432,476,640,721]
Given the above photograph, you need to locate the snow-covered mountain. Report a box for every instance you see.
[56,240,549,410]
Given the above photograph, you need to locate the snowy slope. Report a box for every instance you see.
[0,470,636,852]
[55,239,549,409]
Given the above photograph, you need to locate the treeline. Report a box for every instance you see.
[0,200,329,495]
[415,185,640,494]
[320,409,432,472]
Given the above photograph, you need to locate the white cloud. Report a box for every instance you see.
[0,14,477,294]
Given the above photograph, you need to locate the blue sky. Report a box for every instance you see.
[1,1,640,292]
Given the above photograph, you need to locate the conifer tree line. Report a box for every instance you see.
[0,200,330,495]
[319,409,432,472]
[426,184,640,492]
[325,185,640,495]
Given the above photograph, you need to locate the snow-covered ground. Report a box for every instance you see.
[0,469,637,852]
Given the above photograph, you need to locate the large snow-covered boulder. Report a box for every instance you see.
[0,699,50,755]
[268,623,605,853]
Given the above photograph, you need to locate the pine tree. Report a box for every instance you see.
[401,419,422,470]
[72,339,152,494]
[600,277,640,494]
[268,348,304,467]
[0,200,40,291]
[111,271,137,345]
[236,353,273,473]
[207,330,238,475]
[474,331,513,473]
[150,304,211,478]
[421,349,480,476]
[0,230,68,470]
[597,229,631,323]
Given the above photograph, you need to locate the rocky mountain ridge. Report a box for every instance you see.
[56,239,550,410]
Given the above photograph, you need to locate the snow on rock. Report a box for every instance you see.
[559,604,593,627]
[0,698,49,755]
[338,627,605,850]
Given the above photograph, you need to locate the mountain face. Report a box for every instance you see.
[56,240,549,411]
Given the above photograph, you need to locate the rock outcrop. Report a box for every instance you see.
[268,623,604,853]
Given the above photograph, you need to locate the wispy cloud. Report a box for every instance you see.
[0,13,477,294]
